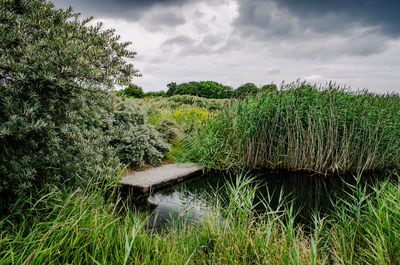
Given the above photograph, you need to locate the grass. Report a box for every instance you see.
[128,95,224,161]
[182,83,400,175]
[2,85,399,264]
[1,171,400,264]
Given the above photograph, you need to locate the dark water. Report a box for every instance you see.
[123,170,385,230]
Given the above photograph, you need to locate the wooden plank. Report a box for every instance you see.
[119,163,203,193]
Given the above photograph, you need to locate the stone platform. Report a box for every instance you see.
[119,163,203,193]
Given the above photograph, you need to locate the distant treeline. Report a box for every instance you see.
[115,81,277,99]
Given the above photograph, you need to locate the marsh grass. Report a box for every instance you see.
[183,83,400,175]
[0,174,316,264]
[129,95,224,161]
[2,171,399,264]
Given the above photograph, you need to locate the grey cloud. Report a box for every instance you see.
[268,33,388,60]
[234,0,400,38]
[265,68,280,74]
[162,34,227,56]
[275,0,400,37]
[233,0,396,58]
[162,35,195,46]
[141,9,186,31]
[52,0,191,21]
[201,34,220,46]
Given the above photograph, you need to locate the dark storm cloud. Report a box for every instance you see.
[232,0,400,58]
[52,0,191,22]
[235,0,400,38]
[276,0,400,37]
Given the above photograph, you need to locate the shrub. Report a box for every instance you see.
[105,99,169,166]
[0,0,167,202]
[156,119,179,143]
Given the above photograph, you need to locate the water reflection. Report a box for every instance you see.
[122,170,387,230]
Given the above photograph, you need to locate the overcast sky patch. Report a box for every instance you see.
[52,0,400,93]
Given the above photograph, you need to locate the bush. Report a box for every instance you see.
[105,99,169,166]
[0,0,167,203]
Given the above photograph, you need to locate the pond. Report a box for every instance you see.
[122,170,384,231]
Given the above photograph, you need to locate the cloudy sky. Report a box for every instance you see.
[52,0,400,93]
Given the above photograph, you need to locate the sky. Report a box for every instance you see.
[52,0,400,94]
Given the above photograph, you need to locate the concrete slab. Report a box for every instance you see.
[119,163,203,193]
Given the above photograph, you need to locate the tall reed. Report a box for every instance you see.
[1,172,400,264]
[183,83,400,175]
[0,175,318,264]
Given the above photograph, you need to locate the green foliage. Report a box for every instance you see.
[166,82,177,96]
[115,84,144,98]
[260,84,278,92]
[0,0,167,202]
[2,171,400,264]
[155,118,178,143]
[171,81,234,99]
[183,83,400,174]
[235,83,259,98]
[326,175,400,264]
[104,99,169,167]
[143,91,167,98]
[0,173,314,264]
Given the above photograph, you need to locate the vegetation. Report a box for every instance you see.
[0,0,168,204]
[235,82,259,98]
[129,95,223,160]
[1,173,400,264]
[183,83,400,175]
[143,90,167,97]
[166,81,234,99]
[2,1,400,264]
[115,84,145,98]
[115,81,279,99]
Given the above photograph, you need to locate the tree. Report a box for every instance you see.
[116,84,144,98]
[144,91,167,97]
[260,84,278,92]
[168,81,234,98]
[0,0,168,202]
[235,83,259,98]
[166,82,177,96]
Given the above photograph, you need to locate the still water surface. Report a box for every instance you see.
[126,171,381,230]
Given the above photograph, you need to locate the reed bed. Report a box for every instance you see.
[1,173,399,264]
[183,83,400,175]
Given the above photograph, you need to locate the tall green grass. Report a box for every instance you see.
[183,83,400,175]
[0,175,314,264]
[1,172,399,264]
[327,176,400,264]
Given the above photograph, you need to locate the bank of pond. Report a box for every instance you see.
[2,169,398,264]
